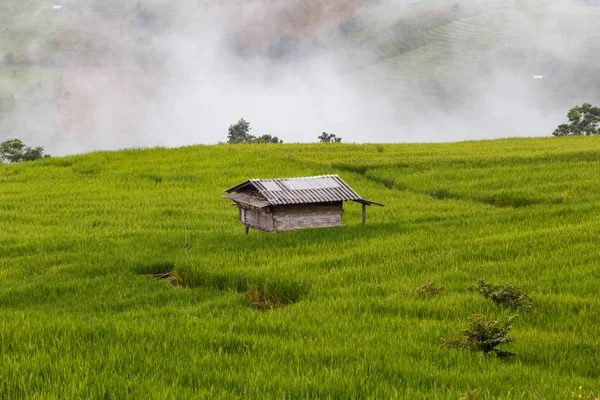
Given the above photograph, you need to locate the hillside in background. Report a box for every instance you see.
[3,3,600,397]
[1,0,600,153]
[1,138,600,398]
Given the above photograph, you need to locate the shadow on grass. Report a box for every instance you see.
[202,221,411,251]
[429,188,563,208]
[176,267,307,310]
[173,222,417,310]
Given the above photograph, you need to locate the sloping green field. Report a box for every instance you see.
[1,138,599,398]
[348,3,600,108]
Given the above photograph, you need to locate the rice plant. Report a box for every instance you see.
[1,137,600,398]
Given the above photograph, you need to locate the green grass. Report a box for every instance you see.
[1,138,600,398]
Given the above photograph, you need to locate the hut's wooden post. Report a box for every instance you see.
[245,226,249,235]
[362,204,366,226]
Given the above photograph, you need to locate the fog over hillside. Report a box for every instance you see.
[2,0,600,155]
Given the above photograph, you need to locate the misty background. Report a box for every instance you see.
[1,0,599,156]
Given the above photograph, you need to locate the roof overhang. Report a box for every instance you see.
[224,175,384,207]
[353,199,384,207]
[225,180,255,193]
[222,192,271,208]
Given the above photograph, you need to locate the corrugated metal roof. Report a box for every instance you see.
[224,175,383,207]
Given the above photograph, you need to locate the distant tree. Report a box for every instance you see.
[4,52,14,65]
[226,119,282,144]
[0,138,50,163]
[318,132,342,143]
[253,134,283,144]
[553,103,600,136]
[227,118,254,143]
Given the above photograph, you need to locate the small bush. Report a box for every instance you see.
[417,281,445,296]
[442,314,516,358]
[469,280,532,310]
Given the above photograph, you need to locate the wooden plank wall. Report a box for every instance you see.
[273,204,343,231]
[239,203,344,232]
[241,208,275,231]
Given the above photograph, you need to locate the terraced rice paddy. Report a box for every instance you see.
[2,0,600,143]
[1,138,600,398]
[0,0,74,136]
[348,4,600,107]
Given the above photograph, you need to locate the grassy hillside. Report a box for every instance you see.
[2,138,600,398]
[2,0,600,146]
[348,3,600,111]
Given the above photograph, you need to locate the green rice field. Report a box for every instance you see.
[1,137,599,398]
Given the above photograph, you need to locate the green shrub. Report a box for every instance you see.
[469,280,532,310]
[417,281,445,296]
[442,314,516,358]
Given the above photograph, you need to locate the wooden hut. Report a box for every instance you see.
[223,174,383,233]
